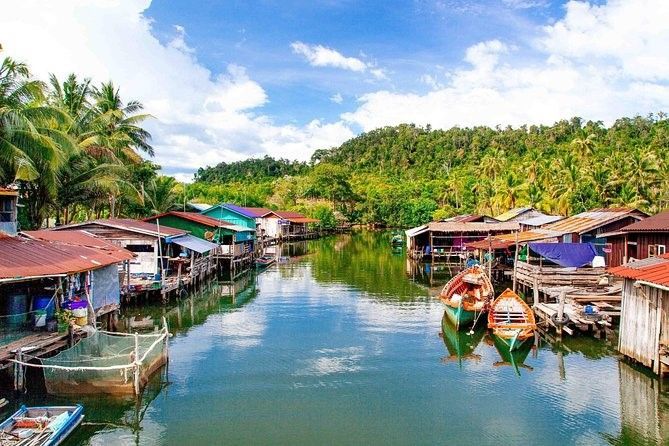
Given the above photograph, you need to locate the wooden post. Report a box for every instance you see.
[533,277,539,305]
[133,333,141,396]
[513,231,519,293]
[487,233,492,279]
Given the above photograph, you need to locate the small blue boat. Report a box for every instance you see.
[0,405,84,445]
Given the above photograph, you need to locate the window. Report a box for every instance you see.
[649,244,666,257]
[125,244,154,253]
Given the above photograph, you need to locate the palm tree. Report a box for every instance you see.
[144,176,179,214]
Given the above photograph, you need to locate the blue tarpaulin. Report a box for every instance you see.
[528,243,598,267]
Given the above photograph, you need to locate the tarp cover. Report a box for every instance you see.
[91,264,120,311]
[166,234,218,253]
[528,242,597,267]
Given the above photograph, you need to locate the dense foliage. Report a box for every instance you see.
[0,57,174,229]
[192,116,669,228]
[4,56,668,230]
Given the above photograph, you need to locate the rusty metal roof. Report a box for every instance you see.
[0,187,18,196]
[494,207,533,222]
[609,255,669,287]
[495,228,563,243]
[266,211,319,223]
[0,232,134,281]
[23,230,133,254]
[442,214,488,223]
[53,218,186,237]
[621,210,669,232]
[427,221,519,233]
[144,211,237,229]
[544,208,646,235]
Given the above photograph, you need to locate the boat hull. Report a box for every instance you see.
[443,305,480,330]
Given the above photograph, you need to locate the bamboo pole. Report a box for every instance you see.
[513,231,519,293]
[134,333,140,396]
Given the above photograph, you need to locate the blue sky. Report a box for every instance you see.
[1,0,667,180]
[145,0,570,125]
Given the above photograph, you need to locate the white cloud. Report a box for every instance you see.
[343,0,669,131]
[291,41,367,72]
[291,41,388,80]
[0,0,354,179]
[330,93,344,104]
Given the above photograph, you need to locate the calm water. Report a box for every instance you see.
[9,231,669,445]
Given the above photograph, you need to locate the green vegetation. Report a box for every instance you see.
[0,57,172,229]
[3,56,668,230]
[194,116,669,227]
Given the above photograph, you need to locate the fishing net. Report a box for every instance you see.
[39,330,167,395]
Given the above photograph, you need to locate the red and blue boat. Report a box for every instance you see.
[439,265,494,330]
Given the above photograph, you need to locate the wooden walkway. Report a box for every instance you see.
[0,330,83,371]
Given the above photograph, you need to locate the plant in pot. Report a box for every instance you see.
[55,309,74,333]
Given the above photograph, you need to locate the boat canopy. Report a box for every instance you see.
[167,234,218,253]
[528,242,597,267]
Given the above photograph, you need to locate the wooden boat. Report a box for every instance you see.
[487,288,536,352]
[0,405,84,445]
[255,255,275,267]
[439,265,494,330]
[440,314,485,367]
[390,234,403,246]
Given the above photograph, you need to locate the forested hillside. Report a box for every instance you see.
[191,115,669,228]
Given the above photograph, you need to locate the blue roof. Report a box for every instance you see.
[220,203,256,219]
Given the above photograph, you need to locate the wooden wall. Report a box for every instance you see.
[618,279,669,374]
[633,233,669,262]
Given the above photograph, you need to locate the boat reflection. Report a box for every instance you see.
[491,333,535,376]
[440,313,485,367]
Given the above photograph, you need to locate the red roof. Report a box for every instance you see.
[240,207,273,218]
[621,210,669,232]
[266,211,319,223]
[143,211,237,229]
[0,187,18,196]
[53,218,186,237]
[609,254,669,287]
[0,232,134,281]
[23,230,132,254]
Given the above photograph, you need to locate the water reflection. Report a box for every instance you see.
[491,334,535,376]
[440,314,484,367]
[13,231,669,445]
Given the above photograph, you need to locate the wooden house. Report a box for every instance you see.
[609,255,669,375]
[201,203,257,230]
[143,211,256,264]
[0,187,19,235]
[600,210,669,267]
[259,210,319,240]
[405,221,520,261]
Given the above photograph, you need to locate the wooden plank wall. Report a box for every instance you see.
[618,279,667,373]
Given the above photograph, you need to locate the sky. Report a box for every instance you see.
[1,0,668,181]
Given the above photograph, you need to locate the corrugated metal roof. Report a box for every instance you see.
[519,214,565,227]
[495,228,563,243]
[545,208,645,235]
[23,230,132,254]
[427,221,519,233]
[144,211,237,229]
[609,255,669,287]
[621,210,669,232]
[54,218,186,237]
[219,203,258,218]
[441,214,487,223]
[0,232,134,281]
[166,234,219,253]
[268,210,319,223]
[495,207,533,222]
[0,187,18,196]
[405,225,428,237]
[241,207,273,217]
[187,202,212,212]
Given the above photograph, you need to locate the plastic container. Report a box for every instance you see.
[33,310,47,328]
[5,291,28,327]
[64,300,88,311]
[33,295,55,318]
[75,316,88,326]
[72,308,88,318]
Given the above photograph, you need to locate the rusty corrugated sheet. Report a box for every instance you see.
[427,221,519,233]
[609,256,669,287]
[53,218,186,237]
[621,210,669,232]
[546,208,644,235]
[0,233,134,280]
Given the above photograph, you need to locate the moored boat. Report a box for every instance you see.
[255,255,276,268]
[0,405,84,445]
[488,288,536,352]
[390,233,403,246]
[439,265,494,330]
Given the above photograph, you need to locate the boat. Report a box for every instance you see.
[487,288,536,352]
[0,405,84,445]
[440,314,485,367]
[390,234,403,247]
[439,265,494,330]
[255,255,275,267]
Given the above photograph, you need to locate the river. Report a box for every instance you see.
[13,231,669,445]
